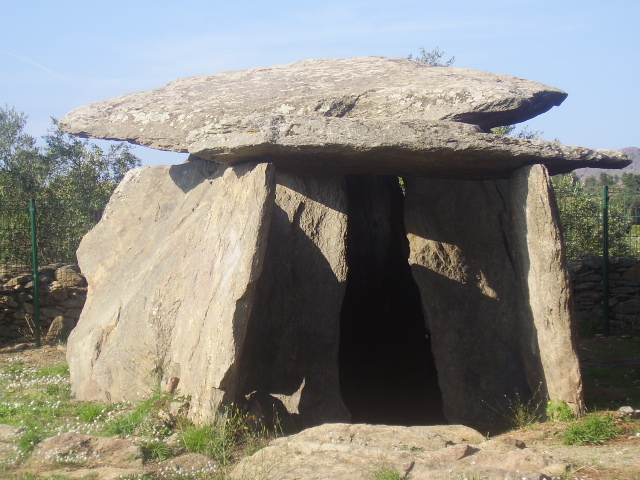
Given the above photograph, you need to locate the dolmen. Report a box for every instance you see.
[60,57,629,432]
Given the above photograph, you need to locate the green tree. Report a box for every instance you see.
[621,173,640,190]
[491,124,543,140]
[408,47,455,67]
[584,175,597,187]
[0,106,48,196]
[0,106,140,264]
[598,172,619,187]
[553,174,633,259]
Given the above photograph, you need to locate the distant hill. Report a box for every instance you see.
[573,147,640,180]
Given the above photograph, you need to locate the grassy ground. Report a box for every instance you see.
[0,336,638,480]
[0,344,279,479]
[579,336,640,410]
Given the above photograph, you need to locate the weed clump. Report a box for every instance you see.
[178,407,276,466]
[563,412,623,445]
[484,389,543,431]
[371,462,410,480]
[546,400,576,422]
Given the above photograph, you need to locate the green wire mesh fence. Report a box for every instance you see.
[555,185,640,336]
[1,199,102,269]
[1,198,102,345]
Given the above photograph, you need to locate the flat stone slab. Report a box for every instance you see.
[232,423,569,480]
[186,116,628,178]
[60,56,630,178]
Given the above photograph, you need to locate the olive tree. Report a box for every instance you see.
[0,105,141,264]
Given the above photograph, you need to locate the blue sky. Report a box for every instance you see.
[2,0,638,166]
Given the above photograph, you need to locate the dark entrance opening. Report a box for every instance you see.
[339,176,446,426]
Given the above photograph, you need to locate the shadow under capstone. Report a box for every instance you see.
[339,175,446,426]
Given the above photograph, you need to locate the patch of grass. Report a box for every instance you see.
[2,362,25,374]
[35,364,69,377]
[75,402,113,423]
[18,423,46,455]
[484,389,543,431]
[141,440,173,462]
[563,412,623,445]
[546,400,576,422]
[178,407,274,467]
[101,390,186,439]
[179,423,236,465]
[371,462,410,480]
[582,365,640,409]
[583,336,640,360]
[102,402,152,436]
[102,392,162,436]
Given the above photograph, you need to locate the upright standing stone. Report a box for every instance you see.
[67,159,275,422]
[404,176,530,430]
[508,165,583,413]
[404,164,583,430]
[237,173,350,427]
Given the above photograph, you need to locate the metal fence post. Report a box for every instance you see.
[602,186,610,337]
[29,198,41,347]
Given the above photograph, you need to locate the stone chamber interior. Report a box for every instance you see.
[339,176,446,426]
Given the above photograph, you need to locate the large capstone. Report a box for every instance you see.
[60,57,629,178]
[62,57,611,431]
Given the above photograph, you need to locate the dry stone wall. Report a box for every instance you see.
[570,255,640,335]
[0,264,87,342]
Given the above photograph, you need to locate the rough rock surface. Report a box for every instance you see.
[508,165,583,413]
[185,116,627,178]
[60,56,629,178]
[28,432,143,469]
[67,159,275,422]
[237,173,351,428]
[61,56,592,430]
[404,164,582,431]
[232,423,569,480]
[60,56,567,144]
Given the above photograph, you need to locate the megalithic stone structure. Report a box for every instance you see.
[62,57,628,430]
